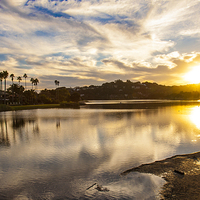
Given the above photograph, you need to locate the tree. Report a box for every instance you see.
[10,74,15,83]
[7,84,24,95]
[33,78,39,90]
[33,78,39,104]
[17,76,22,85]
[17,76,23,104]
[54,80,60,101]
[30,78,34,90]
[0,72,3,91]
[70,92,80,102]
[23,73,28,90]
[10,74,15,104]
[57,88,70,102]
[3,71,9,104]
[0,72,3,103]
[55,80,58,87]
[54,80,60,87]
[23,90,36,105]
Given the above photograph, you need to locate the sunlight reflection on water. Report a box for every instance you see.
[0,105,200,199]
[189,106,200,129]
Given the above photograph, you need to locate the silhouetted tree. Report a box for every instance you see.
[10,74,15,104]
[23,73,28,90]
[33,78,39,90]
[54,80,60,101]
[30,78,34,90]
[0,72,3,103]
[70,92,80,102]
[17,76,22,85]
[3,71,8,104]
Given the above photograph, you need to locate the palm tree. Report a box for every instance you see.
[10,74,15,104]
[54,80,60,101]
[17,76,22,85]
[23,73,28,90]
[33,78,39,104]
[17,76,22,104]
[54,80,60,87]
[33,78,39,90]
[55,80,58,87]
[0,72,3,91]
[3,71,9,104]
[10,74,15,83]
[0,72,3,103]
[30,78,34,90]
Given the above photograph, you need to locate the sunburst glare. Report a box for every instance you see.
[184,66,200,84]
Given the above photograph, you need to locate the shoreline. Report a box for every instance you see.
[1,99,200,112]
[0,102,80,112]
[121,151,200,199]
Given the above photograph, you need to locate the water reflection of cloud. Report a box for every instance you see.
[1,107,200,199]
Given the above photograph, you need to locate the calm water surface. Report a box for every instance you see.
[1,105,200,199]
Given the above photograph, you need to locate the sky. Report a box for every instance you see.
[1,0,200,90]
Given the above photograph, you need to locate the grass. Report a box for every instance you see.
[10,104,60,111]
[0,102,80,112]
[60,101,80,108]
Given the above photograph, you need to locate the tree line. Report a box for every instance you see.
[0,71,80,105]
[1,70,200,105]
[74,79,200,100]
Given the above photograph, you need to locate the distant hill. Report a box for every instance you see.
[69,79,200,100]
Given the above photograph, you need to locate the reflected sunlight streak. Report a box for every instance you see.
[189,106,200,129]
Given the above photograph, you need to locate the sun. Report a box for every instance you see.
[183,66,200,84]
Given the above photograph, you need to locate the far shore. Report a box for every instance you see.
[121,151,200,199]
[1,99,200,112]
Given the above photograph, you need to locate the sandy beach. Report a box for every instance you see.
[121,151,200,199]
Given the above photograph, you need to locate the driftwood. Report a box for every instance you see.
[174,170,184,176]
[86,183,109,192]
[96,184,109,192]
[86,183,97,190]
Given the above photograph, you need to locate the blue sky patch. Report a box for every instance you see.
[35,30,55,37]
[48,52,72,59]
[24,0,36,6]
[32,6,72,19]
[0,54,7,61]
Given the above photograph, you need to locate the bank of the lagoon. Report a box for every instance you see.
[1,99,200,112]
[0,102,81,111]
[1,102,200,199]
[84,99,200,109]
[122,151,200,199]
[0,104,13,111]
[11,104,60,110]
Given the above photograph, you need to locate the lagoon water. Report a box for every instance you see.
[1,103,200,199]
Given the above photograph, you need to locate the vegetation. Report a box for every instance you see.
[0,71,81,111]
[60,101,80,108]
[0,104,12,111]
[74,79,200,100]
[1,70,200,111]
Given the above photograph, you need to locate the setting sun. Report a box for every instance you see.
[184,66,200,84]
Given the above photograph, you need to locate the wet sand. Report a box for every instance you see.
[121,151,200,199]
